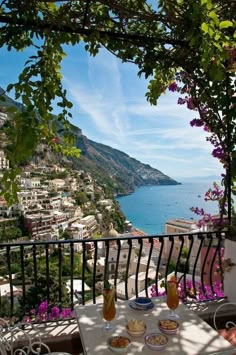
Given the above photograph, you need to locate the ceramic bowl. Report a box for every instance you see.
[145,333,168,350]
[126,325,146,337]
[129,300,154,311]
[158,319,180,334]
[107,336,131,353]
[134,297,152,307]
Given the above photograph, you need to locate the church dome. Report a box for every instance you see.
[106,223,119,238]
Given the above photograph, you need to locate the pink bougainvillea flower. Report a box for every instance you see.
[177,97,186,105]
[190,118,204,127]
[186,97,196,110]
[50,306,60,320]
[38,300,48,314]
[61,308,72,319]
[212,147,225,160]
[168,82,178,92]
[150,279,224,302]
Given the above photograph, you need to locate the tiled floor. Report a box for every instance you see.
[43,332,83,355]
[35,319,84,355]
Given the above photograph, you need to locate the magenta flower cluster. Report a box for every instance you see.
[204,183,224,201]
[177,96,196,110]
[150,279,224,302]
[212,147,225,160]
[24,300,74,323]
[168,82,178,92]
[190,118,204,127]
[190,182,226,229]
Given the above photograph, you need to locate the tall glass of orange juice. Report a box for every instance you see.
[102,286,116,331]
[166,280,179,319]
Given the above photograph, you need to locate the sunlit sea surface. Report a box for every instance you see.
[116,180,221,235]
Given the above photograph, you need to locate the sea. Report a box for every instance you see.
[116,179,221,235]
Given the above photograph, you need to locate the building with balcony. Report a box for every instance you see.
[79,215,98,237]
[49,179,66,191]
[24,213,54,240]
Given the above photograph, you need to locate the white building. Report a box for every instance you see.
[66,279,90,304]
[0,111,7,127]
[49,179,66,190]
[0,150,9,170]
[23,177,41,189]
[79,215,98,237]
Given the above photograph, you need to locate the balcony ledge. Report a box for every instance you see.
[3,319,83,355]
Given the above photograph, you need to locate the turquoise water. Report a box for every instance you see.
[116,180,220,235]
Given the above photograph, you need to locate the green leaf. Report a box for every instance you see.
[7,84,14,92]
[209,66,225,81]
[209,11,219,25]
[201,23,209,34]
[104,280,110,290]
[6,106,17,113]
[219,21,233,29]
[206,2,212,10]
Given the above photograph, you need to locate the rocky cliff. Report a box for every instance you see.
[0,88,180,194]
[70,123,180,194]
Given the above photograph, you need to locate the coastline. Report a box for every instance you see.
[115,182,220,235]
[128,227,148,237]
[115,182,182,198]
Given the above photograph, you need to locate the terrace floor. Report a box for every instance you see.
[6,299,236,355]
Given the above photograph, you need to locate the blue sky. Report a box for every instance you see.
[0,43,223,181]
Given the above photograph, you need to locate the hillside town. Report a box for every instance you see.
[0,109,223,319]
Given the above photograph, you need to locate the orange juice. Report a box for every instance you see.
[167,281,179,310]
[103,288,116,321]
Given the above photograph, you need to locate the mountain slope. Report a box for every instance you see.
[70,124,180,194]
[0,88,180,194]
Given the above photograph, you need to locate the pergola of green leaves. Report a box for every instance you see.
[0,0,235,229]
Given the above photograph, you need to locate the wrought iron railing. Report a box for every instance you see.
[0,230,226,320]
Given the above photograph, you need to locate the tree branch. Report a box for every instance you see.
[0,14,187,47]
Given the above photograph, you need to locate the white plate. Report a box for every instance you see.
[145,333,168,350]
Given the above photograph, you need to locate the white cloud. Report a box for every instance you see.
[66,50,131,144]
[63,50,223,179]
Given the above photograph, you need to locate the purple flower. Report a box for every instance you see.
[150,278,224,302]
[24,316,32,323]
[212,147,225,160]
[177,97,186,105]
[190,207,205,216]
[50,306,60,320]
[38,300,48,314]
[61,308,72,319]
[190,118,204,127]
[23,300,75,323]
[186,97,196,110]
[168,82,178,92]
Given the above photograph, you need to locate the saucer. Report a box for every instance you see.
[134,297,152,307]
[129,300,154,311]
